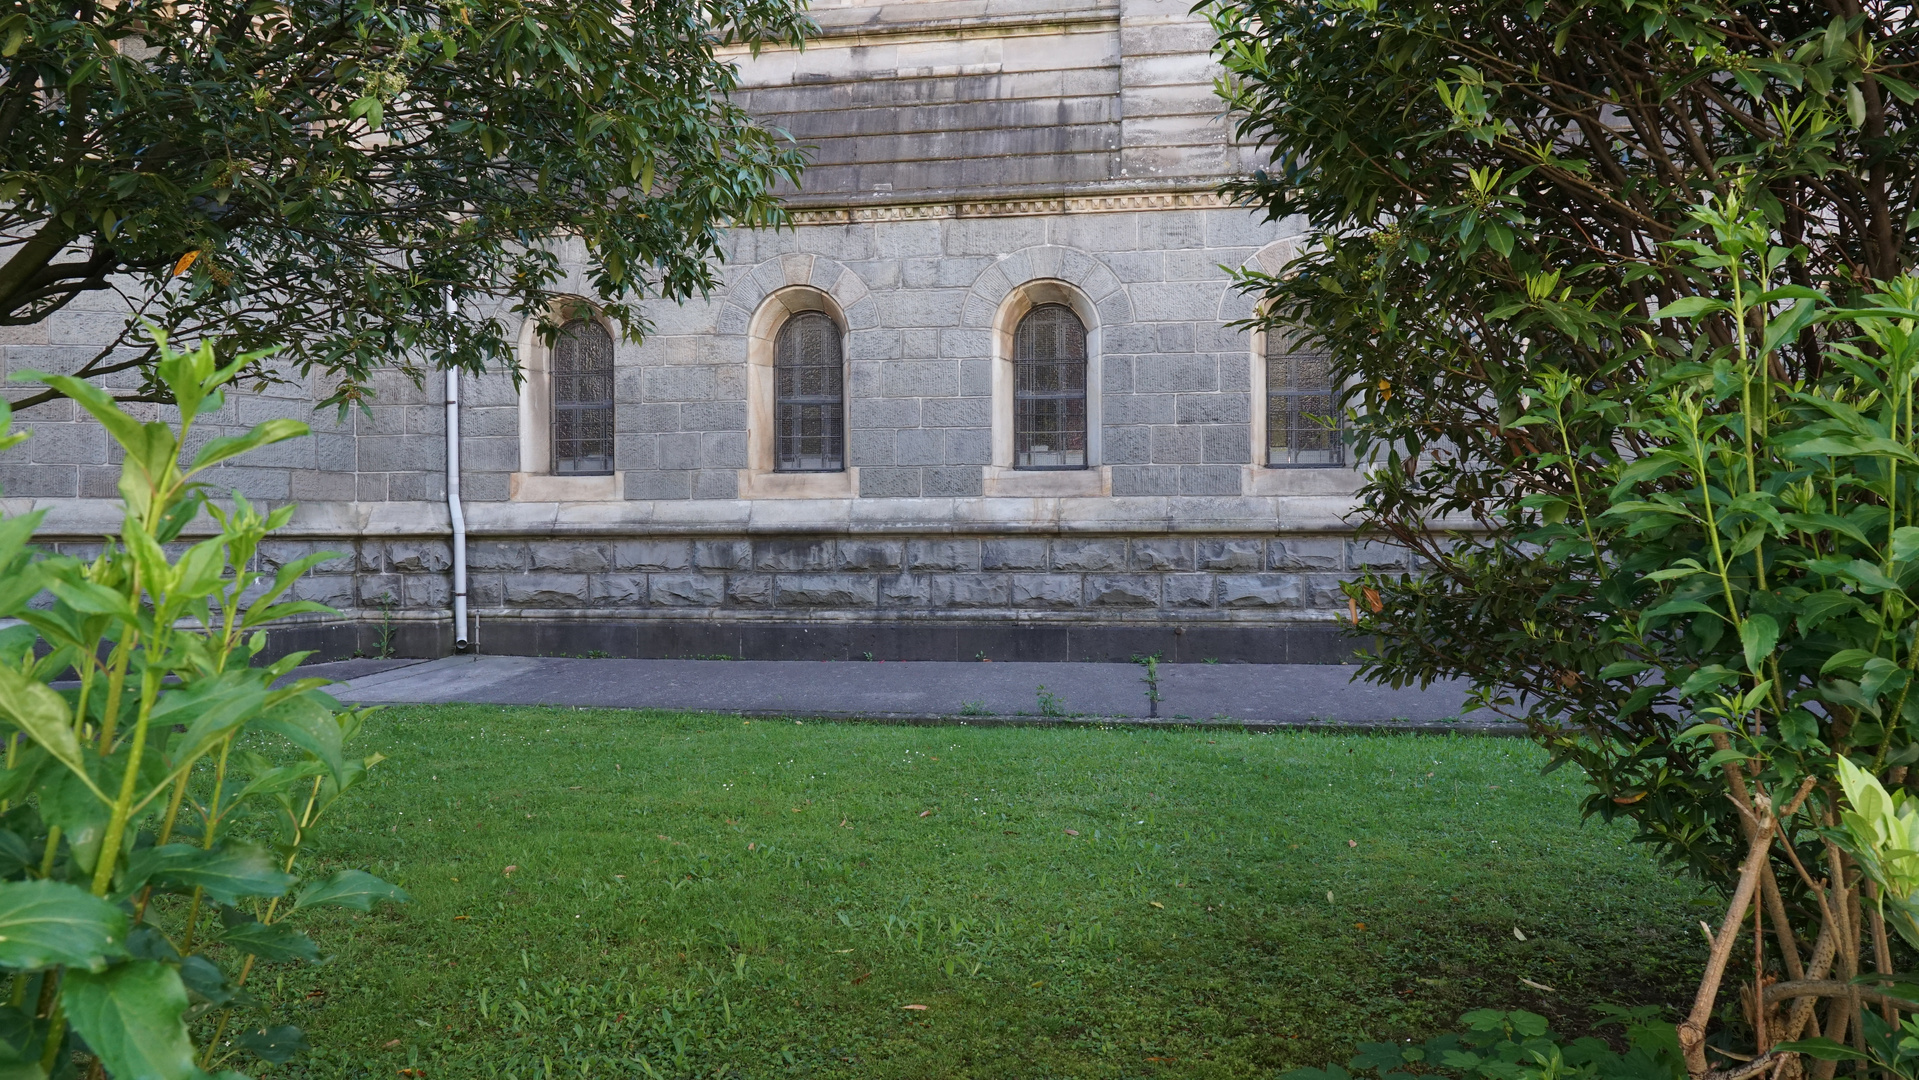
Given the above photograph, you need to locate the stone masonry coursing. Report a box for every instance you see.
[0,1,1390,663]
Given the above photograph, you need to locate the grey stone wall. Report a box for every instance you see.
[0,5,1382,663]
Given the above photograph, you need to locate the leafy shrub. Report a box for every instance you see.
[0,334,405,1076]
[1287,1010,1685,1080]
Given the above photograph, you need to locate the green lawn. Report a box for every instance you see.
[268,707,1706,1079]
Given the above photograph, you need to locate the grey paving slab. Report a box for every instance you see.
[332,655,1485,727]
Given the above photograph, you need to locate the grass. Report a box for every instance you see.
[267,707,1708,1079]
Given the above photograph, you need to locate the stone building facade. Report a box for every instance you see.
[0,0,1394,663]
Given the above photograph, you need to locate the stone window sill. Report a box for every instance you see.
[738,468,859,500]
[509,472,624,502]
[983,466,1110,498]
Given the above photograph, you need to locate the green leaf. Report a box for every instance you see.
[293,869,410,913]
[1740,614,1779,675]
[188,419,310,474]
[1598,661,1652,680]
[62,961,206,1080]
[0,881,129,971]
[1822,649,1878,675]
[125,843,297,906]
[177,956,247,1008]
[252,694,347,786]
[0,666,102,801]
[217,921,319,963]
[1651,296,1727,320]
[1770,1038,1865,1062]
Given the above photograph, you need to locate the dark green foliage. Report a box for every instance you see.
[1211,0,1919,885]
[0,0,810,411]
[1287,1009,1685,1080]
[0,340,406,1074]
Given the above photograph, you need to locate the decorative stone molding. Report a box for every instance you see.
[784,189,1240,226]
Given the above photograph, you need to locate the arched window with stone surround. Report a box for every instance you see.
[551,317,615,475]
[773,311,845,472]
[1012,303,1087,470]
[1265,333,1342,467]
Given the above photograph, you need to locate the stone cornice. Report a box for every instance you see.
[785,188,1240,225]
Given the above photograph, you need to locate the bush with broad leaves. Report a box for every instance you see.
[0,332,405,1077]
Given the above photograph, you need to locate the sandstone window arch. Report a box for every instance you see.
[988,279,1104,495]
[743,287,856,497]
[513,301,622,501]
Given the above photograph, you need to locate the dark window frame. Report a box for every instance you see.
[772,310,846,473]
[1264,334,1344,468]
[550,316,615,476]
[1012,302,1089,471]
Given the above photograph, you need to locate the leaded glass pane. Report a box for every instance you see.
[775,312,844,472]
[1013,304,1087,469]
[1266,336,1343,466]
[551,318,614,475]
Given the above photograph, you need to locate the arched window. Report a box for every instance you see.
[1265,335,1342,466]
[1013,303,1087,470]
[551,317,615,475]
[773,311,844,472]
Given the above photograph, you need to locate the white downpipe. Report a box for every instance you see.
[445,292,469,652]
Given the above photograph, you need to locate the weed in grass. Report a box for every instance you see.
[1036,684,1066,717]
[959,700,989,717]
[277,707,1707,1079]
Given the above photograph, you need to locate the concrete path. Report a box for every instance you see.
[316,655,1500,732]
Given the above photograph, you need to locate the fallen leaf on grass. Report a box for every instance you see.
[452,915,470,921]
[901,1004,928,1011]
[919,810,933,818]
[1520,977,1556,992]
[1149,901,1164,909]
[833,949,853,954]
[1513,927,1527,941]
[1354,922,1366,930]
[383,1039,403,1049]
[1063,829,1079,837]
[851,971,872,985]
[1348,839,1358,848]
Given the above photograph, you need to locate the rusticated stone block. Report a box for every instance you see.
[1163,574,1216,608]
[1196,539,1262,571]
[291,575,355,610]
[505,573,589,608]
[907,539,980,572]
[1050,539,1126,572]
[838,541,904,572]
[1218,574,1302,609]
[880,573,932,608]
[649,574,723,607]
[530,542,609,574]
[776,574,878,607]
[614,540,693,572]
[403,574,450,608]
[590,574,647,608]
[466,541,528,572]
[754,539,835,572]
[384,540,451,573]
[1268,539,1344,572]
[726,574,775,608]
[1012,574,1082,609]
[932,574,1010,608]
[981,539,1049,570]
[1086,574,1159,607]
[694,540,751,571]
[1129,539,1192,571]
